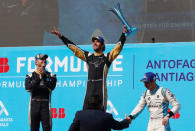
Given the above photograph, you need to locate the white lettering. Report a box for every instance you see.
[8,82,14,88]
[83,62,88,72]
[46,57,53,72]
[113,55,123,71]
[28,57,35,72]
[118,80,123,86]
[77,80,82,87]
[70,56,81,72]
[17,57,26,73]
[16,55,124,73]
[56,80,61,87]
[69,80,76,87]
[107,80,112,87]
[54,56,68,72]
[2,81,7,88]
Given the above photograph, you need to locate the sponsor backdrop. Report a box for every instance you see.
[0,42,194,131]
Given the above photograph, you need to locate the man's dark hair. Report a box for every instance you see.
[87,95,102,110]
[102,44,105,51]
[92,36,105,52]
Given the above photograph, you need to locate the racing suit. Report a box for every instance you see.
[60,33,126,110]
[25,71,57,131]
[129,85,181,131]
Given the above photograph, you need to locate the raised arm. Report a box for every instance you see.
[51,26,88,61]
[110,114,130,130]
[108,25,127,62]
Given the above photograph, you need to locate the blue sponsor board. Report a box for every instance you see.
[0,43,194,131]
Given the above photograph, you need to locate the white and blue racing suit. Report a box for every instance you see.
[129,85,181,131]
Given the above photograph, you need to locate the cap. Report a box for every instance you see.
[140,72,156,82]
[92,36,105,45]
[35,53,48,60]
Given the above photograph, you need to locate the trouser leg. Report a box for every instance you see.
[30,101,40,131]
[40,102,51,131]
[147,118,171,131]
[83,81,106,111]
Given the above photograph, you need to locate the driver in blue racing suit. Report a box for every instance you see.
[128,72,181,131]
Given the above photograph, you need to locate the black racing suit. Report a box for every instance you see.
[60,33,126,111]
[25,71,57,131]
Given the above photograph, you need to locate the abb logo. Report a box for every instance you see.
[168,108,180,119]
[107,100,118,116]
[0,58,9,73]
[51,108,65,119]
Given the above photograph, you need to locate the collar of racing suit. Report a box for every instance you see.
[94,52,103,56]
[150,84,160,95]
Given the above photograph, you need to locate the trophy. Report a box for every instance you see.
[110,2,137,37]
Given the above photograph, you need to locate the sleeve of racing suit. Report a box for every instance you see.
[165,88,181,117]
[110,115,129,130]
[25,74,40,92]
[129,92,147,119]
[60,35,89,61]
[45,73,57,91]
[108,33,126,62]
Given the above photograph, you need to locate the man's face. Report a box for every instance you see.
[144,80,155,91]
[93,39,103,52]
[35,59,46,73]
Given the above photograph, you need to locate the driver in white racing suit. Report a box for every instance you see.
[128,72,181,131]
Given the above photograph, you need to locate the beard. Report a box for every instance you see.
[93,46,102,52]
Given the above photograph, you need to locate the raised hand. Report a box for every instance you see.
[123,25,128,34]
[51,26,62,37]
[125,114,132,124]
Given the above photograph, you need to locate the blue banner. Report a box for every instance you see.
[0,43,194,131]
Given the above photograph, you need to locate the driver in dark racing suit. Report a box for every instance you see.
[25,54,57,131]
[51,26,127,111]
